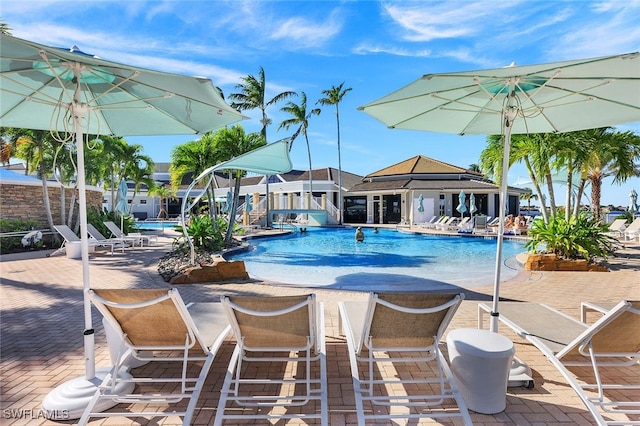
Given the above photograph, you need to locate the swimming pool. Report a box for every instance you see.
[229,227,525,291]
[135,221,180,230]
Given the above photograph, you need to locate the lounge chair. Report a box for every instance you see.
[81,288,231,425]
[338,292,471,425]
[478,301,640,425]
[605,218,627,238]
[86,223,129,253]
[104,220,156,246]
[215,294,328,425]
[472,215,489,234]
[436,216,456,230]
[623,217,640,241]
[51,224,100,256]
[419,215,438,228]
[447,216,471,231]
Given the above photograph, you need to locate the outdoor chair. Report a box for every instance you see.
[472,216,488,234]
[214,294,327,425]
[623,217,640,241]
[81,288,231,425]
[605,218,627,238]
[104,220,156,246]
[86,223,130,253]
[338,292,471,425]
[51,224,100,256]
[478,301,640,425]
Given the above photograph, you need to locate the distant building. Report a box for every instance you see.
[102,155,527,226]
[345,155,527,225]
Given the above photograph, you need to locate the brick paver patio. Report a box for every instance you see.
[1,230,639,425]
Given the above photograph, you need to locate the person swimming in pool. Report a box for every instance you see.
[355,227,365,242]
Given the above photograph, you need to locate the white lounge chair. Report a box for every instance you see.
[104,221,155,246]
[86,223,129,253]
[51,224,100,256]
[339,292,471,425]
[472,216,489,234]
[623,217,640,241]
[81,288,231,425]
[605,218,627,238]
[215,294,328,425]
[478,301,640,425]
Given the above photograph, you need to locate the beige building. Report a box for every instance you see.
[345,155,528,225]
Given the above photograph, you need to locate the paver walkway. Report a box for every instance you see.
[1,231,639,425]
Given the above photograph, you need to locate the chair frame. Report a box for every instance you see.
[104,220,156,246]
[339,292,471,425]
[479,301,640,425]
[81,288,230,425]
[52,224,100,256]
[86,223,129,254]
[214,294,327,425]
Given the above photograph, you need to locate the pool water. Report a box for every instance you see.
[229,227,525,291]
[135,221,180,230]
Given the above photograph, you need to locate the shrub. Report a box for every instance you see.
[0,219,40,253]
[525,214,619,262]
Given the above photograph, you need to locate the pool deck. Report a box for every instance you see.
[1,228,639,425]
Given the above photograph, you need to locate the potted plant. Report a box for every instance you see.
[524,214,619,271]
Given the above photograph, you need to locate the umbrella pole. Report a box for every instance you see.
[42,73,133,421]
[490,94,518,333]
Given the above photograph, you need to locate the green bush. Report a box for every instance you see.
[173,214,225,252]
[87,207,135,237]
[525,214,619,262]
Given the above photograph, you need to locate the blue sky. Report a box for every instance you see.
[2,0,639,206]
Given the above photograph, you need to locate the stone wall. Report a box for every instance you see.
[0,181,103,229]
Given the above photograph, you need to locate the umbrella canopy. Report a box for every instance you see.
[469,193,478,215]
[630,189,639,214]
[1,35,245,135]
[360,52,640,332]
[115,178,129,233]
[116,179,129,214]
[1,34,245,418]
[456,190,467,216]
[417,194,424,212]
[245,193,253,213]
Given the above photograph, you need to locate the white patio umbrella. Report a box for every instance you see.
[629,189,638,215]
[115,178,129,233]
[469,193,478,216]
[456,190,467,219]
[0,34,245,418]
[359,52,640,332]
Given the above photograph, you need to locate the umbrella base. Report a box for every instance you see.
[507,356,534,388]
[41,367,134,420]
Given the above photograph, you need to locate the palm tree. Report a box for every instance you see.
[212,125,266,245]
[149,185,177,219]
[317,82,352,224]
[169,132,220,218]
[126,157,156,214]
[576,128,640,219]
[279,92,321,196]
[10,129,57,233]
[228,67,296,141]
[0,21,12,35]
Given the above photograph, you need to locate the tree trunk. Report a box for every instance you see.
[591,175,603,219]
[565,158,573,221]
[545,168,557,217]
[38,152,56,239]
[524,157,548,223]
[573,178,587,219]
[304,133,313,199]
[224,171,242,245]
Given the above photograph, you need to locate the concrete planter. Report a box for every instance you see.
[170,258,250,284]
[524,253,608,272]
